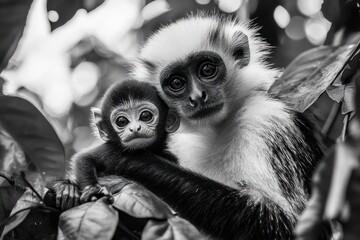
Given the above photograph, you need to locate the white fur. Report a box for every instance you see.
[168,93,297,214]
[130,15,302,215]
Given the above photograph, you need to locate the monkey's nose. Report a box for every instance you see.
[129,125,141,132]
[189,91,207,107]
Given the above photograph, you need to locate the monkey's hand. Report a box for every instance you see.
[48,180,81,211]
[80,184,112,203]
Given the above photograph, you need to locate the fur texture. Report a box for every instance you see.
[122,15,327,239]
[66,80,177,189]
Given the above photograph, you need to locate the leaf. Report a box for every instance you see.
[0,190,41,240]
[112,183,172,220]
[326,83,356,115]
[0,126,27,184]
[0,95,65,178]
[341,50,360,85]
[342,84,356,114]
[142,217,205,240]
[59,197,118,240]
[0,187,24,235]
[327,84,345,103]
[1,209,32,240]
[0,0,32,72]
[98,175,132,195]
[269,44,357,112]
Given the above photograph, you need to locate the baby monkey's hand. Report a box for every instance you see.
[48,180,81,211]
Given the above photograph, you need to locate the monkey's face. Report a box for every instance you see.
[110,101,160,150]
[159,51,228,125]
[133,16,258,126]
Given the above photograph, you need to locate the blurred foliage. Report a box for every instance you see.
[0,0,32,72]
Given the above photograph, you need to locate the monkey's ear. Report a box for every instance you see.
[232,32,250,67]
[91,107,109,141]
[165,109,180,133]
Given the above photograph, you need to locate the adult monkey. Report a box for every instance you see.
[116,15,327,240]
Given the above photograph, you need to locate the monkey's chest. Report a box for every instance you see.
[168,130,237,186]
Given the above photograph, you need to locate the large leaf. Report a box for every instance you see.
[0,187,24,235]
[0,126,27,186]
[0,95,65,178]
[0,0,32,72]
[0,190,40,240]
[112,183,172,220]
[269,44,357,112]
[58,197,118,240]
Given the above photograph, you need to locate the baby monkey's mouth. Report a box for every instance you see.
[122,133,156,150]
[123,133,153,143]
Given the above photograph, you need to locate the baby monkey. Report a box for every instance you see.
[52,80,179,209]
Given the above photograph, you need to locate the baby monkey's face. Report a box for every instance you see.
[110,100,160,150]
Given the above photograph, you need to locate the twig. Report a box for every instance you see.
[0,171,14,185]
[341,112,351,142]
[322,102,341,137]
[332,41,360,85]
[20,171,43,203]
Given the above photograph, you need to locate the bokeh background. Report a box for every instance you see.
[0,0,358,159]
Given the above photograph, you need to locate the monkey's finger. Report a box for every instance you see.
[79,192,88,203]
[74,187,81,207]
[91,196,98,202]
[67,184,76,209]
[80,190,94,203]
[61,185,71,211]
[56,185,65,209]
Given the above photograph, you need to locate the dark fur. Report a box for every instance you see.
[48,80,177,210]
[74,80,177,190]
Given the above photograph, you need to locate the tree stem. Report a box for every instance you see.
[341,113,351,142]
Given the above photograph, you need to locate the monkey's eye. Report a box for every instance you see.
[115,116,129,127]
[168,76,186,92]
[139,111,153,122]
[198,62,218,79]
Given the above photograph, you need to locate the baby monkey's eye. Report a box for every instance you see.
[115,116,129,127]
[140,111,153,122]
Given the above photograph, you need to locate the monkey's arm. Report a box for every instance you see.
[115,152,295,240]
[70,144,115,202]
[49,144,110,209]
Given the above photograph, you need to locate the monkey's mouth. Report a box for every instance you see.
[188,103,224,119]
[122,134,156,150]
[123,133,153,143]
